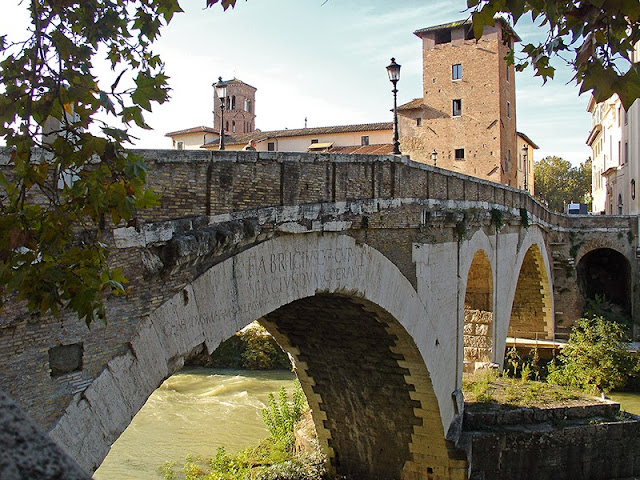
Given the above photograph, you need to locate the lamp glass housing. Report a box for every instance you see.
[387,58,401,82]
[215,77,227,101]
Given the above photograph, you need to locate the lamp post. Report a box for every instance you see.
[522,144,528,191]
[386,58,401,155]
[431,149,438,167]
[214,76,228,151]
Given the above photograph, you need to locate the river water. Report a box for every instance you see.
[94,368,296,480]
[609,391,640,416]
[93,367,640,480]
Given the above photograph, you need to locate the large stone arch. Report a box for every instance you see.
[495,226,554,364]
[576,247,632,314]
[459,230,496,372]
[49,232,466,479]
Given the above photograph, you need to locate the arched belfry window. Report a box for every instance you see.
[231,95,236,110]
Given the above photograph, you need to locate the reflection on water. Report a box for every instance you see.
[94,368,296,480]
[609,391,640,416]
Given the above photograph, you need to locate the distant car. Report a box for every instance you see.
[567,203,588,215]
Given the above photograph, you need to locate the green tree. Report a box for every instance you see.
[534,156,592,212]
[469,0,640,109]
[547,317,639,394]
[0,0,235,324]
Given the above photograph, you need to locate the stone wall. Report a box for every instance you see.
[508,245,553,340]
[463,309,493,370]
[460,401,640,480]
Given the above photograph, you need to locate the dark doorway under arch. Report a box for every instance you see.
[577,248,631,312]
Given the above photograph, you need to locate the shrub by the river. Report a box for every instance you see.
[162,381,327,480]
[547,316,640,395]
[188,322,291,370]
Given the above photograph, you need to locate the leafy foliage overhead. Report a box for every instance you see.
[469,0,640,109]
[0,1,188,324]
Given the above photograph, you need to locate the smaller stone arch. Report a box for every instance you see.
[463,250,494,372]
[508,244,553,340]
[576,247,631,314]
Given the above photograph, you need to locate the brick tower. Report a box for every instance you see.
[399,19,519,187]
[213,78,257,135]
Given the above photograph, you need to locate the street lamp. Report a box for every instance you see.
[214,76,228,150]
[522,144,528,191]
[386,58,401,155]
[431,149,438,167]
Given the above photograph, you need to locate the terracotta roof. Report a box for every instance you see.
[414,19,471,35]
[414,17,521,42]
[328,144,395,155]
[165,126,217,137]
[262,122,392,138]
[214,77,257,90]
[398,98,426,111]
[517,132,539,149]
[203,131,269,147]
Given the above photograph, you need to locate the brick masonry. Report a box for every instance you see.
[1,150,639,478]
[400,21,518,187]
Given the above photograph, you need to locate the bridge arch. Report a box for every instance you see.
[576,247,632,315]
[495,227,554,364]
[459,230,496,372]
[50,233,466,478]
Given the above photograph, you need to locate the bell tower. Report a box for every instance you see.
[213,78,257,135]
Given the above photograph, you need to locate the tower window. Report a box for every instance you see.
[311,139,318,144]
[435,29,452,45]
[416,117,422,126]
[232,121,236,133]
[452,99,462,117]
[176,141,184,150]
[361,136,369,146]
[231,95,236,110]
[452,64,462,80]
[455,148,465,160]
[507,101,511,118]
[225,120,229,132]
[268,142,275,151]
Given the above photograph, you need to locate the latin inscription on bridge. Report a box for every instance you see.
[190,235,369,336]
[242,246,365,294]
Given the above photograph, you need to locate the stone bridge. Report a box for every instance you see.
[1,150,638,479]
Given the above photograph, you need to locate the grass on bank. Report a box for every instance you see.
[463,369,587,408]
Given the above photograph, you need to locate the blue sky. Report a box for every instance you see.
[3,0,593,165]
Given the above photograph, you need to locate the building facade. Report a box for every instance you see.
[588,94,633,215]
[588,42,640,215]
[398,19,520,187]
[200,122,393,152]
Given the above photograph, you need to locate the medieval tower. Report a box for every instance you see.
[399,19,519,187]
